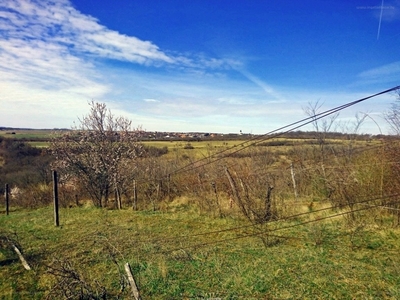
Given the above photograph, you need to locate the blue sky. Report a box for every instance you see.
[0,0,399,134]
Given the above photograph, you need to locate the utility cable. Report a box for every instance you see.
[161,85,400,179]
[160,197,400,254]
[132,193,400,246]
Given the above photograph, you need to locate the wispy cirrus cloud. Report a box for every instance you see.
[356,61,400,87]
[0,0,237,128]
[1,0,391,134]
[0,0,174,64]
[238,69,286,102]
[0,0,236,72]
[0,0,175,98]
[358,61,400,78]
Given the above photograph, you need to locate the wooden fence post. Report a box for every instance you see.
[53,170,60,227]
[153,180,161,211]
[5,183,9,216]
[124,262,141,300]
[225,167,247,217]
[11,242,31,270]
[115,185,122,210]
[158,179,162,200]
[167,174,171,201]
[265,184,274,221]
[290,163,298,200]
[211,182,222,217]
[114,175,122,210]
[133,179,138,211]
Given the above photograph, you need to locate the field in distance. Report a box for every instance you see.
[0,127,382,151]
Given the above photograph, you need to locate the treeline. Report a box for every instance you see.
[1,127,389,143]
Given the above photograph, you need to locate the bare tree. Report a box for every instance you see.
[303,100,339,139]
[50,101,144,207]
[302,100,339,199]
[384,89,400,135]
[302,100,339,162]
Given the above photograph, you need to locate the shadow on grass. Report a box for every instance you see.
[0,252,45,270]
[0,257,19,266]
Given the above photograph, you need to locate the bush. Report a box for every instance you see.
[0,139,53,199]
[143,146,168,157]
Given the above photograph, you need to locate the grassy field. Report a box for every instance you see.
[0,129,244,151]
[23,139,248,154]
[1,128,374,156]
[1,129,397,298]
[1,200,399,299]
[0,129,54,140]
[0,129,54,149]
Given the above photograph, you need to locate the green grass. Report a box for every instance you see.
[0,129,54,140]
[1,202,399,299]
[143,140,243,160]
[143,137,375,160]
[26,142,49,148]
[143,140,239,150]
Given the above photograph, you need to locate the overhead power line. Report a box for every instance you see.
[167,85,400,177]
[160,195,400,254]
[133,193,400,247]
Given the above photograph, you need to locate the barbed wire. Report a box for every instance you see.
[166,85,400,177]
[133,85,400,186]
[158,196,400,254]
[132,139,399,194]
[127,193,400,249]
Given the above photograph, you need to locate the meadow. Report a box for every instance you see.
[1,129,400,299]
[0,129,54,140]
[1,203,399,299]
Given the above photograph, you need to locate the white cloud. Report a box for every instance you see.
[358,61,400,78]
[0,0,238,127]
[0,0,174,65]
[0,0,229,128]
[106,67,395,133]
[0,80,90,128]
[0,0,394,135]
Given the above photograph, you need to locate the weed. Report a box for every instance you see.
[0,206,399,298]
